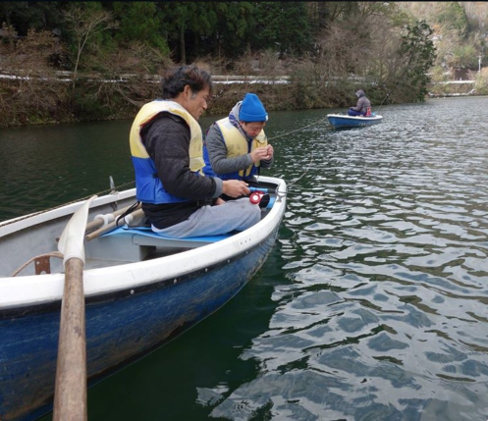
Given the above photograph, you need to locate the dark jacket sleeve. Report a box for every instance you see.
[142,113,221,200]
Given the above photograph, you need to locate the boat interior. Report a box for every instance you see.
[4,180,281,277]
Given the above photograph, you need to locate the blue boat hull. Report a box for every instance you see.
[1,228,279,421]
[327,113,383,129]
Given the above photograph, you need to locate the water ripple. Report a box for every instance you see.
[201,98,488,420]
[3,99,488,421]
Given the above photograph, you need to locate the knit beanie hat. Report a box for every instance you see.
[239,93,268,122]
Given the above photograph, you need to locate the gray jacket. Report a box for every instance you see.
[204,101,273,177]
[351,89,371,114]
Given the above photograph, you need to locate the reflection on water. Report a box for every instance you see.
[2,97,488,421]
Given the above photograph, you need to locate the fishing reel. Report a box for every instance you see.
[249,191,265,204]
[248,187,271,208]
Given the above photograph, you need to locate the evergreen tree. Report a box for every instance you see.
[250,2,312,55]
[110,2,169,53]
[399,20,437,101]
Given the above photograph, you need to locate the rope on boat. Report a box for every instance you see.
[11,251,64,277]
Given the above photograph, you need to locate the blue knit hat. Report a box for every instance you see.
[239,93,268,122]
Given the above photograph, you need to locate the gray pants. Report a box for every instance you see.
[152,197,261,238]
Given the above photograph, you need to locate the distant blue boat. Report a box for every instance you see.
[327,113,383,129]
[0,176,287,421]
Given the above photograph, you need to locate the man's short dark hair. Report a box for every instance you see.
[161,65,213,99]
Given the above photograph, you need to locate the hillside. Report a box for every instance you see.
[399,2,488,75]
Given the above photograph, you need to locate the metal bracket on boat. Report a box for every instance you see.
[11,251,63,277]
[34,255,52,275]
[275,190,286,202]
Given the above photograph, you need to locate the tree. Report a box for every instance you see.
[438,2,469,37]
[155,2,199,64]
[209,2,254,61]
[0,25,70,126]
[62,2,117,91]
[110,2,169,54]
[80,41,171,120]
[250,2,312,56]
[398,20,437,101]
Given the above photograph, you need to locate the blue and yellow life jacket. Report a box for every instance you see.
[203,117,267,180]
[129,99,205,204]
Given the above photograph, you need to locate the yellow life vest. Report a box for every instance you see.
[129,100,205,173]
[215,117,267,178]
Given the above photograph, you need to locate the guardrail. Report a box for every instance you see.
[0,71,291,85]
[0,70,476,88]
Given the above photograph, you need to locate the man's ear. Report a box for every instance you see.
[183,85,192,98]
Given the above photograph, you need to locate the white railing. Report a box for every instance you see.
[0,71,291,85]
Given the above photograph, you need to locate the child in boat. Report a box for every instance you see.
[202,93,274,183]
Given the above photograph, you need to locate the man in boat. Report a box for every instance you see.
[202,93,274,186]
[347,89,372,116]
[129,65,261,238]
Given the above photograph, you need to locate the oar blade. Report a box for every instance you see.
[58,195,97,266]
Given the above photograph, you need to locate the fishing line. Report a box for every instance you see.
[267,116,331,142]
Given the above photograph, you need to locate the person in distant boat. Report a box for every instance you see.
[203,93,274,184]
[129,65,261,238]
[347,89,372,116]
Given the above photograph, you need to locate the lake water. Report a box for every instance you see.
[1,96,488,421]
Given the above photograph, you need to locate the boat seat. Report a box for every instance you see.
[84,225,233,263]
[102,226,232,248]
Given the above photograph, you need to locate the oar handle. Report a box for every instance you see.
[53,195,95,421]
[53,257,87,421]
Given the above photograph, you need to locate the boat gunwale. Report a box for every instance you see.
[0,225,280,318]
[0,188,137,235]
[0,176,287,311]
[326,113,383,121]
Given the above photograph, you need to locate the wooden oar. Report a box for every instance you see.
[53,195,97,421]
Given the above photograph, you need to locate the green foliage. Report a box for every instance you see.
[250,2,312,55]
[401,2,481,72]
[155,1,255,62]
[61,2,108,60]
[437,2,468,37]
[399,20,437,101]
[450,44,478,68]
[0,2,63,35]
[110,2,168,54]
[211,2,254,59]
